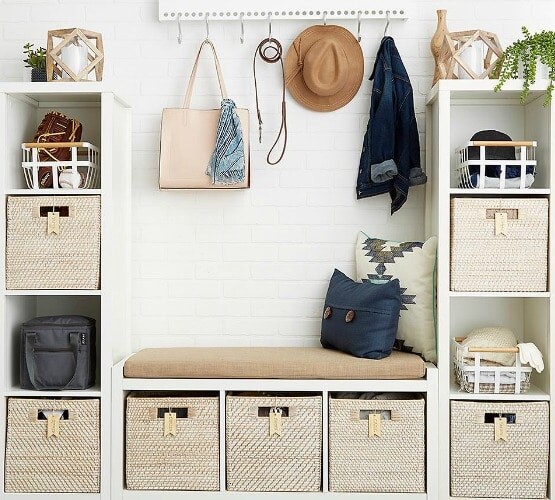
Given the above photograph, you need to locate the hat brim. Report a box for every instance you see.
[285,25,364,112]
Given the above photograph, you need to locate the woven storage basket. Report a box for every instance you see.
[226,394,322,492]
[126,393,219,490]
[5,398,100,493]
[451,401,548,498]
[329,396,425,493]
[6,195,101,289]
[450,197,548,292]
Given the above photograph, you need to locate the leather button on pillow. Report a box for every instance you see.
[345,310,355,322]
[323,306,332,319]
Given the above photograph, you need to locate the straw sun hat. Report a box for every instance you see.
[285,24,364,112]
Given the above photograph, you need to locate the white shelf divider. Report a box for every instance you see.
[449,291,551,298]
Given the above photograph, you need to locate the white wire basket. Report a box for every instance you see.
[21,141,100,190]
[456,140,536,189]
[453,337,532,394]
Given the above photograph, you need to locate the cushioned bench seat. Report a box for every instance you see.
[124,347,426,380]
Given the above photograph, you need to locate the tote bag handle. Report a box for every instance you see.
[183,39,229,108]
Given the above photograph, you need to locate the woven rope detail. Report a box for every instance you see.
[328,398,425,493]
[450,198,548,292]
[5,398,100,493]
[226,395,322,492]
[6,196,101,289]
[126,395,219,490]
[450,401,548,498]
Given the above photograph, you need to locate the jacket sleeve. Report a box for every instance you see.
[369,46,398,184]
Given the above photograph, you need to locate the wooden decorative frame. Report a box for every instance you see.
[436,29,503,81]
[46,28,104,82]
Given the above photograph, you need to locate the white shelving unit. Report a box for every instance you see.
[426,79,554,500]
[0,82,132,500]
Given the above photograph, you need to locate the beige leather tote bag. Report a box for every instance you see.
[159,39,250,189]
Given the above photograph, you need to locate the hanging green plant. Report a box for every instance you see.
[494,27,555,106]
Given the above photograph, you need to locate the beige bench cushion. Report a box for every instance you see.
[124,347,426,380]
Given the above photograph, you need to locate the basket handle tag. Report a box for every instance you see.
[368,413,382,438]
[164,412,177,437]
[47,414,60,438]
[494,417,508,442]
[47,211,60,235]
[495,212,508,236]
[269,407,283,438]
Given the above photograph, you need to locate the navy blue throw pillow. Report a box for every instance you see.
[320,269,401,359]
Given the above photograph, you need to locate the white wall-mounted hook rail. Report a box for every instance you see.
[159,1,409,24]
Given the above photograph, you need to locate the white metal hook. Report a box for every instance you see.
[240,13,245,44]
[357,11,362,42]
[267,12,272,40]
[205,12,210,40]
[323,11,327,26]
[383,10,391,37]
[177,12,183,45]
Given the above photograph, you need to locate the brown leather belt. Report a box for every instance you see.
[253,37,287,165]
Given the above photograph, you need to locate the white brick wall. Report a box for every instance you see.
[2,0,554,349]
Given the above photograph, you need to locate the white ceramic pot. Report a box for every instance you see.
[518,57,549,80]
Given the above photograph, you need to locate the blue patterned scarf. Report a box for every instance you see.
[206,99,245,185]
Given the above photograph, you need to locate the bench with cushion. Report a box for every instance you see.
[112,347,437,499]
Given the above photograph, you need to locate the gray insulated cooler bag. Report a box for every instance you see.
[20,315,96,390]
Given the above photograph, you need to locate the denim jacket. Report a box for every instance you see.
[357,36,426,214]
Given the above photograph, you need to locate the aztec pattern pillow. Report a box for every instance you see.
[355,232,438,363]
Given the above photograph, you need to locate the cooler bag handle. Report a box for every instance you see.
[25,331,83,390]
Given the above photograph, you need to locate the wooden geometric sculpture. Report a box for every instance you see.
[434,29,503,84]
[46,28,104,82]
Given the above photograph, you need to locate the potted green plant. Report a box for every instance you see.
[494,27,555,105]
[23,43,47,82]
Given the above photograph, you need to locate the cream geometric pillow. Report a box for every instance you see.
[355,232,438,363]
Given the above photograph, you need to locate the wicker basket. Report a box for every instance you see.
[6,195,101,289]
[451,401,548,498]
[453,337,532,394]
[226,393,322,492]
[450,197,548,292]
[5,398,100,493]
[328,396,425,493]
[126,393,219,491]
